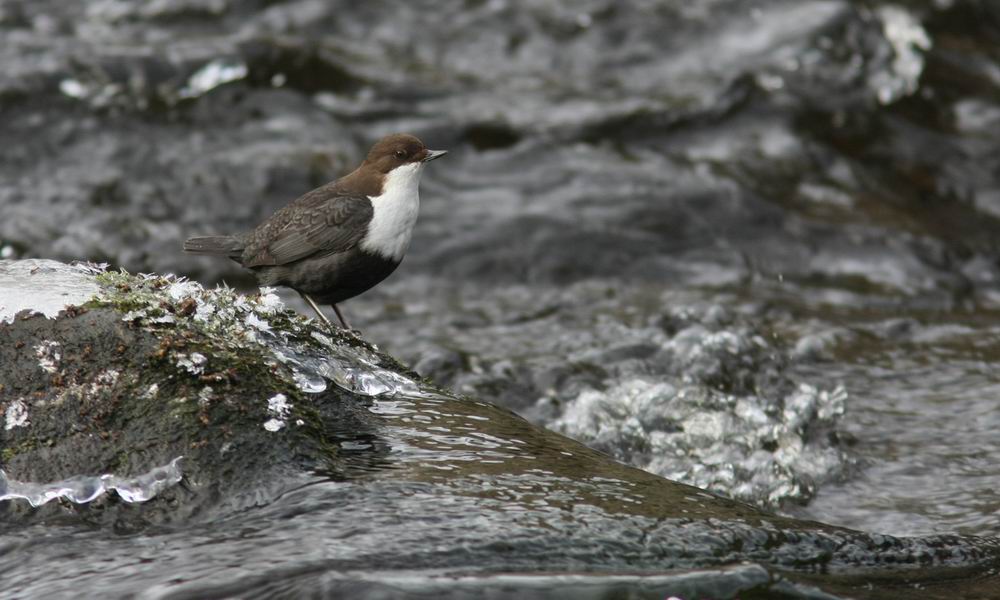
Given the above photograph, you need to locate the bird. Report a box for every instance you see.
[183,133,446,331]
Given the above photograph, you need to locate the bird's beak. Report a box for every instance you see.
[422,149,448,162]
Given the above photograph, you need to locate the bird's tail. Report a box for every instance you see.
[183,235,244,257]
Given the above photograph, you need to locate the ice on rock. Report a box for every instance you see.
[4,399,29,431]
[256,288,283,314]
[0,260,100,324]
[110,267,419,397]
[0,457,184,507]
[13,264,430,404]
[92,369,120,393]
[263,420,285,432]
[198,386,214,407]
[245,313,271,332]
[166,280,203,302]
[263,329,422,398]
[177,353,207,375]
[194,301,217,322]
[34,340,62,374]
[267,393,290,416]
[263,393,291,432]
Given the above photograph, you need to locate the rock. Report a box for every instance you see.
[0,259,386,528]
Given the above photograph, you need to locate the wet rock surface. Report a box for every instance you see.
[1,261,1000,599]
[0,260,384,527]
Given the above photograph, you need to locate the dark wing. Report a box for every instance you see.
[241,188,374,268]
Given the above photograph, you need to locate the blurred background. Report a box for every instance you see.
[2,0,1000,537]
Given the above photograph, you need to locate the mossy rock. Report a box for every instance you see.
[0,261,381,528]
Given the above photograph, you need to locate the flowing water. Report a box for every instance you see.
[3,0,1000,595]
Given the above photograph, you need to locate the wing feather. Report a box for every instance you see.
[241,189,373,268]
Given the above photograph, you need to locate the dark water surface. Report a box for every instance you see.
[3,0,1000,595]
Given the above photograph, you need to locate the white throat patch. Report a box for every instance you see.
[360,161,424,262]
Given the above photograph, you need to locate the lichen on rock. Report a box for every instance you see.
[0,260,391,525]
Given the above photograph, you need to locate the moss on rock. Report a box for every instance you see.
[0,265,382,527]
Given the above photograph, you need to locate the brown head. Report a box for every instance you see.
[363,134,448,174]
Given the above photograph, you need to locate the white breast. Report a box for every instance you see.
[360,162,424,262]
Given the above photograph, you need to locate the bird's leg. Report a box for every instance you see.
[299,292,335,332]
[331,304,353,331]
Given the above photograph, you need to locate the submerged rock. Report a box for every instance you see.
[1,259,1000,599]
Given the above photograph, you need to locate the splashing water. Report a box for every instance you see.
[179,59,249,99]
[552,378,848,507]
[873,5,932,104]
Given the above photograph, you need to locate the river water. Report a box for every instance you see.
[2,0,1000,593]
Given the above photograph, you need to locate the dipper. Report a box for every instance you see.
[184,133,446,330]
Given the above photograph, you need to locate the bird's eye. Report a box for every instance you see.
[394,150,406,159]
